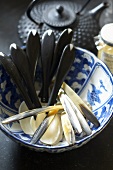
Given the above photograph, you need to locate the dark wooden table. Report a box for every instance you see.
[0,0,113,170]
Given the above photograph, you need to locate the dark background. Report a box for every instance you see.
[0,0,113,170]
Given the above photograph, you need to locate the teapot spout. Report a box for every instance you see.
[89,2,109,22]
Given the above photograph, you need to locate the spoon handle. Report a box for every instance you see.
[48,44,75,106]
[41,30,55,103]
[0,53,34,109]
[26,31,41,82]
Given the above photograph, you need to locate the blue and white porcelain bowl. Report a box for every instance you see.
[0,47,113,153]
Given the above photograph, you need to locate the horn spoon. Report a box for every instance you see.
[59,91,82,134]
[2,105,63,124]
[0,52,34,109]
[50,28,73,80]
[65,94,92,135]
[26,30,41,82]
[40,30,55,103]
[48,44,75,106]
[10,44,41,108]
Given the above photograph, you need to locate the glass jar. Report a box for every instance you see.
[95,23,113,74]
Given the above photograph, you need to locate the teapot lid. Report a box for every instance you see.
[43,5,76,27]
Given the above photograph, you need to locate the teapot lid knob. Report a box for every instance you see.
[56,5,64,15]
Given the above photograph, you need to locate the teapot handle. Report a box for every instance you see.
[26,0,45,25]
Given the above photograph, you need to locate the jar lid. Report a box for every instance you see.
[100,23,113,46]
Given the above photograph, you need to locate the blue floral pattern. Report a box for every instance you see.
[87,83,102,106]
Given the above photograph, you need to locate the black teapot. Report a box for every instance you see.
[18,0,108,53]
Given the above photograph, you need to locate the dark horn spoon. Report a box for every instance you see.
[10,44,41,108]
[0,52,34,109]
[40,30,55,103]
[26,31,41,82]
[50,28,73,81]
[48,44,75,106]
